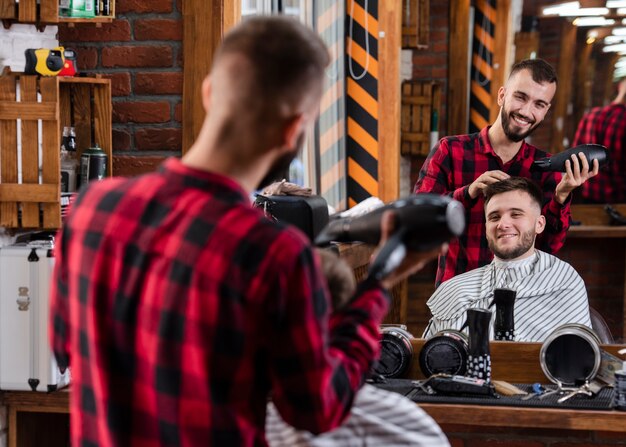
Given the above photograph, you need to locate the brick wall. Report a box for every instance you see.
[58,0,183,176]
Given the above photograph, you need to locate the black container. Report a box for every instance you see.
[494,288,516,341]
[467,308,493,382]
[80,144,107,186]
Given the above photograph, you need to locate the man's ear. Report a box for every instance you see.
[283,114,306,150]
[535,214,546,235]
[497,86,506,107]
[201,76,212,111]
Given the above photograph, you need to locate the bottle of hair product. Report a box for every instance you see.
[616,348,626,411]
[69,0,95,18]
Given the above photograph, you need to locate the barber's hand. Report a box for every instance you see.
[554,152,599,204]
[468,170,510,199]
[374,211,448,290]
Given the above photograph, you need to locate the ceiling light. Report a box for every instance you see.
[542,1,580,15]
[616,58,626,67]
[607,0,626,7]
[605,35,626,43]
[562,7,609,15]
[603,43,626,51]
[614,27,626,34]
[619,8,626,13]
[573,17,616,25]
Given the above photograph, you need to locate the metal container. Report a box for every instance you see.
[80,144,107,186]
[419,329,469,377]
[540,323,602,386]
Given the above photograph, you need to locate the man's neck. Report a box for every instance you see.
[494,249,537,266]
[488,122,523,164]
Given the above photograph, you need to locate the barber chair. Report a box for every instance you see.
[589,307,614,344]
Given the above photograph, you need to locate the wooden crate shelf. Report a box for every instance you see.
[400,80,441,157]
[402,0,429,49]
[0,74,111,229]
[0,0,115,24]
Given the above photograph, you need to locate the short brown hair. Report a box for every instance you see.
[214,17,330,124]
[484,177,543,210]
[316,249,356,311]
[509,58,557,85]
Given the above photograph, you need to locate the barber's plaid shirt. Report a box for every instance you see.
[573,103,626,203]
[50,158,389,447]
[414,127,570,286]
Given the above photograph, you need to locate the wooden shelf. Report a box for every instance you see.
[0,0,115,25]
[0,74,112,229]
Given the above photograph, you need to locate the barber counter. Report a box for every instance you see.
[377,339,626,445]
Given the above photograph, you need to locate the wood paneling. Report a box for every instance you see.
[378,1,401,203]
[182,0,239,153]
[447,0,471,136]
[550,21,576,153]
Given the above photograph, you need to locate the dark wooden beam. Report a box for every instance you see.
[447,0,471,135]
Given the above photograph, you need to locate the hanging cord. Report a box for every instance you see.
[348,0,370,81]
[474,0,492,88]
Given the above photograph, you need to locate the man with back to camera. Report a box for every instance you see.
[49,17,445,446]
[415,58,599,287]
[572,76,626,203]
[424,177,591,342]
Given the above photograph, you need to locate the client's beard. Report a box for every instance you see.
[256,132,305,190]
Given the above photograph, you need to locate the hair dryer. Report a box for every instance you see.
[314,194,465,280]
[532,144,608,172]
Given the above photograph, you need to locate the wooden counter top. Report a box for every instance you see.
[405,340,626,432]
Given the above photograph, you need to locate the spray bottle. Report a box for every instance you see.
[616,348,626,411]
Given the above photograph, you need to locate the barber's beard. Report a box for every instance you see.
[500,103,539,143]
[256,132,305,190]
[489,228,536,261]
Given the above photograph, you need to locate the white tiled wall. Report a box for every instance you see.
[0,24,58,72]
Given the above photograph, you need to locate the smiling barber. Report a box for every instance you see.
[415,59,599,287]
[424,177,591,342]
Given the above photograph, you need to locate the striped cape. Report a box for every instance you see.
[423,250,591,342]
[265,384,450,447]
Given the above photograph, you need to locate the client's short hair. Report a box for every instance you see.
[316,249,356,311]
[484,177,543,210]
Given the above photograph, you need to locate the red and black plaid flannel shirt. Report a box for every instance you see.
[414,127,570,286]
[50,158,389,447]
[573,103,626,203]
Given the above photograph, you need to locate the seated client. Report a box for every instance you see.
[267,249,450,447]
[424,177,591,342]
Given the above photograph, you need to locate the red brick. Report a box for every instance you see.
[112,129,132,151]
[59,20,131,42]
[134,72,183,95]
[75,47,98,70]
[116,0,172,14]
[113,155,167,177]
[174,102,182,122]
[177,49,183,68]
[113,101,170,123]
[101,46,173,68]
[101,73,131,96]
[135,128,182,151]
[135,19,183,41]
[176,0,182,12]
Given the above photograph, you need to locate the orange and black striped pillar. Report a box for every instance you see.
[469,0,495,133]
[346,0,379,208]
